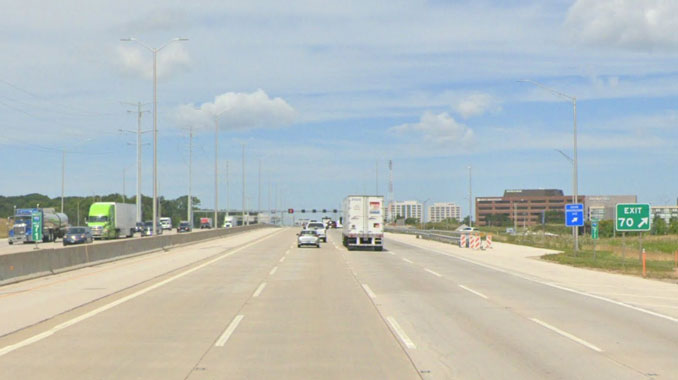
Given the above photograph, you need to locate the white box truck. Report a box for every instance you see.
[342,195,384,251]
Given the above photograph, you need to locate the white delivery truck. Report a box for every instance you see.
[342,195,384,251]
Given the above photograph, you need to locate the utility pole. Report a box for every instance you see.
[61,150,65,213]
[242,144,246,225]
[226,160,229,221]
[376,160,379,195]
[188,125,193,227]
[468,166,472,228]
[214,116,219,228]
[258,158,262,214]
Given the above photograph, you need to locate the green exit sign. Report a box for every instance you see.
[615,203,651,232]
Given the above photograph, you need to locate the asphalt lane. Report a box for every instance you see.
[0,228,419,379]
[345,231,677,379]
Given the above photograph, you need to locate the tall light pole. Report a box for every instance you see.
[121,102,150,222]
[242,143,246,225]
[226,160,230,221]
[214,115,220,228]
[468,166,472,228]
[121,36,188,236]
[519,79,579,251]
[258,158,262,214]
[188,126,194,227]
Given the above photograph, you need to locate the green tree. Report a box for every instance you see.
[544,210,564,224]
[652,216,667,235]
[404,217,419,225]
[669,217,678,235]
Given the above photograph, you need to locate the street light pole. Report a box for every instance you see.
[242,143,246,225]
[519,79,579,251]
[61,150,65,213]
[468,165,472,228]
[121,36,188,236]
[120,101,149,223]
[214,116,219,228]
[188,125,193,227]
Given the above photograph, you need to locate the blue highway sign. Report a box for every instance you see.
[565,203,584,227]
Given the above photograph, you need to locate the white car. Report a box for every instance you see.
[306,222,327,242]
[297,229,320,248]
[159,217,172,230]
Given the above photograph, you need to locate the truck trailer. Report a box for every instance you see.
[87,202,137,239]
[8,208,69,244]
[342,195,384,251]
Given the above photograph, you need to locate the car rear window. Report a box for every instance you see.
[308,223,324,228]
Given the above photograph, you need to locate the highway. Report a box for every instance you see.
[0,227,676,379]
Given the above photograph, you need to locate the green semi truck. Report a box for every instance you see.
[87,202,137,239]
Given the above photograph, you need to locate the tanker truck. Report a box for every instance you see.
[8,208,69,244]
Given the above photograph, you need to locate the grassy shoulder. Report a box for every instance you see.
[489,227,678,281]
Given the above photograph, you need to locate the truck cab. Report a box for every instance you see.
[87,203,114,239]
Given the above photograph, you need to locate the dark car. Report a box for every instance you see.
[63,226,94,246]
[134,222,145,233]
[177,221,192,233]
[141,221,164,236]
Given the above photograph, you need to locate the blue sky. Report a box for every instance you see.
[3,0,678,216]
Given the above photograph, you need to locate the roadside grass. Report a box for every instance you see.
[0,218,6,238]
[494,232,678,281]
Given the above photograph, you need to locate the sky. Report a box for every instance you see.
[3,0,678,217]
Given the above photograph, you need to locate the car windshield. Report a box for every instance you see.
[300,230,315,236]
[307,223,324,229]
[68,228,86,234]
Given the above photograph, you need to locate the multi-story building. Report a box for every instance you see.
[651,206,678,224]
[584,195,637,221]
[475,189,583,227]
[389,200,423,222]
[426,202,461,223]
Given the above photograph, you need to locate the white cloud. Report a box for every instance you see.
[565,0,678,50]
[175,89,296,130]
[390,111,473,145]
[116,43,191,80]
[454,93,500,119]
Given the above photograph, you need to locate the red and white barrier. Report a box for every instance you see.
[485,234,493,249]
[470,234,481,250]
[460,234,467,248]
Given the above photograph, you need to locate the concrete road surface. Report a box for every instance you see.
[1,228,676,379]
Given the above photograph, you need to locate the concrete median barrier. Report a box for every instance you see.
[0,224,268,286]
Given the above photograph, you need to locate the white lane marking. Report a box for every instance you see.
[530,318,603,352]
[393,240,678,324]
[402,258,413,264]
[269,266,278,275]
[459,284,488,299]
[285,249,289,255]
[0,230,283,358]
[362,284,377,299]
[279,256,286,263]
[215,314,245,347]
[253,282,267,298]
[424,268,442,277]
[386,316,416,349]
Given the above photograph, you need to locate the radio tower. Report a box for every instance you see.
[388,160,394,222]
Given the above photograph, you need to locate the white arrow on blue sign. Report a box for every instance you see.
[565,203,584,227]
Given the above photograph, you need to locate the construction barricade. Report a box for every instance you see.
[459,234,467,248]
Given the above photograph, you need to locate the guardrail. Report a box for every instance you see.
[385,227,463,245]
[0,224,269,286]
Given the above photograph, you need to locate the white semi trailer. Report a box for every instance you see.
[342,195,384,251]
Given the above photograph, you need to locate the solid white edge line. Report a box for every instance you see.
[393,239,678,324]
[530,318,602,352]
[459,284,488,299]
[362,284,377,299]
[386,316,416,349]
[269,266,278,275]
[0,229,283,358]
[252,282,267,298]
[215,314,245,347]
[279,256,286,263]
[402,258,413,264]
[424,268,442,277]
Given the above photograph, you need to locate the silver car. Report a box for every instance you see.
[297,229,320,248]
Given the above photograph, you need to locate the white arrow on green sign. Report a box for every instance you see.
[615,203,651,232]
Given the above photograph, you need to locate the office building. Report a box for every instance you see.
[584,195,637,221]
[389,200,423,222]
[476,189,583,227]
[427,202,461,223]
[651,206,678,224]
